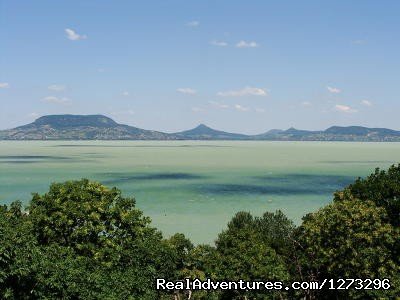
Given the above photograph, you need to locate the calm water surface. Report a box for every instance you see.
[1,141,399,244]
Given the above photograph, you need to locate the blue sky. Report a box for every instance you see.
[0,1,399,133]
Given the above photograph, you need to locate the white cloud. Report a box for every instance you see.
[0,82,9,88]
[65,28,87,41]
[327,86,341,94]
[122,91,130,96]
[236,40,258,48]
[42,96,70,105]
[177,88,197,95]
[301,101,312,107]
[217,86,268,97]
[352,39,366,45]
[234,104,250,112]
[210,40,228,47]
[361,99,373,107]
[334,104,357,113]
[48,84,66,91]
[209,101,229,109]
[186,21,199,27]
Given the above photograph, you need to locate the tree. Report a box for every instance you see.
[0,179,178,299]
[167,233,194,271]
[255,210,295,257]
[334,164,400,226]
[28,179,153,260]
[214,212,291,300]
[295,199,400,299]
[0,202,38,299]
[333,164,400,270]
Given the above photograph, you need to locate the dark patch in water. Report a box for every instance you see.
[0,160,40,164]
[194,174,355,196]
[253,174,355,186]
[194,183,336,195]
[0,155,70,160]
[101,172,205,184]
[0,155,89,164]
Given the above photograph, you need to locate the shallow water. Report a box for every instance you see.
[1,141,399,244]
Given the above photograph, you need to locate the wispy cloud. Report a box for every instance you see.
[352,39,366,45]
[186,21,199,27]
[209,101,229,109]
[301,101,312,107]
[217,86,267,97]
[65,28,87,41]
[334,104,357,113]
[210,40,228,47]
[42,96,70,105]
[177,88,197,95]
[236,40,258,48]
[234,104,250,112]
[0,82,10,88]
[48,84,66,91]
[327,86,341,94]
[361,99,373,107]
[122,91,130,96]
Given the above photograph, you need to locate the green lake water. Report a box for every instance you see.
[1,141,399,244]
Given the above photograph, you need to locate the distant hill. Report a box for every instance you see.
[256,126,400,141]
[0,115,173,140]
[174,124,250,140]
[325,126,400,136]
[1,114,400,141]
[30,115,119,128]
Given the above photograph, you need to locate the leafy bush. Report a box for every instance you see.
[295,199,400,299]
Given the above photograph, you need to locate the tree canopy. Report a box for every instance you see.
[1,165,400,299]
[0,179,177,299]
[334,164,400,226]
[296,199,400,299]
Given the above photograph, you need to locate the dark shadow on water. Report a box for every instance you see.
[0,160,39,164]
[253,174,355,186]
[0,155,93,164]
[194,183,344,196]
[0,155,71,160]
[101,172,206,184]
[193,174,356,196]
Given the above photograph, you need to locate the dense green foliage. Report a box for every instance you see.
[0,180,177,299]
[334,164,400,226]
[212,212,292,299]
[296,199,400,299]
[1,165,400,299]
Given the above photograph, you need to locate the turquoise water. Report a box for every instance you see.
[1,141,399,244]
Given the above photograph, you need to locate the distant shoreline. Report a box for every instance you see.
[2,139,400,143]
[2,115,400,142]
